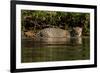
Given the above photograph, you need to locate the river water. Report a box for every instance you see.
[21,37,90,63]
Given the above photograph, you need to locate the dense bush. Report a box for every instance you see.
[21,10,90,35]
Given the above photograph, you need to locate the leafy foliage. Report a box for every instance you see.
[21,10,90,35]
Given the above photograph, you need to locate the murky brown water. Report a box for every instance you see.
[21,37,90,63]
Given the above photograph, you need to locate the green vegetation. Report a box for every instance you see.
[21,10,90,35]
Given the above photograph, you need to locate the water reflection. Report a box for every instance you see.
[21,37,90,63]
[70,37,82,45]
